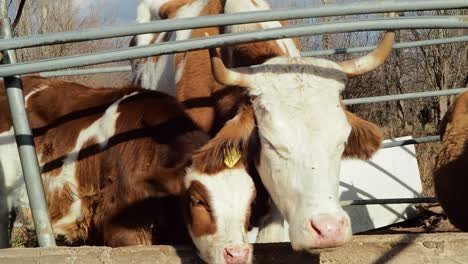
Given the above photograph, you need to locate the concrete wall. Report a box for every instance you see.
[1,233,467,263]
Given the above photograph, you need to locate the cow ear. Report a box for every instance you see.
[342,110,383,160]
[192,104,256,174]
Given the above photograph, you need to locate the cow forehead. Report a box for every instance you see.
[246,57,347,109]
[248,57,351,155]
[185,167,255,218]
[248,56,347,95]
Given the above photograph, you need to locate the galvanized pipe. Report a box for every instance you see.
[381,136,441,149]
[0,16,466,77]
[0,0,6,19]
[0,0,466,51]
[344,88,468,105]
[36,35,468,77]
[341,197,438,206]
[303,35,468,56]
[38,65,131,77]
[0,18,56,247]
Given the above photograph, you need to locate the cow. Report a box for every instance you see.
[132,0,302,134]
[433,91,468,231]
[133,0,224,133]
[0,76,262,264]
[132,0,392,250]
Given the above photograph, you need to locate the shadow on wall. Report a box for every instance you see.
[339,139,423,233]
[340,182,407,220]
[340,187,375,233]
[367,160,420,197]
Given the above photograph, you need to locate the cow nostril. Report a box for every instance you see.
[223,247,250,264]
[310,220,322,236]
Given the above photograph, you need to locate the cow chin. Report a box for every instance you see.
[190,234,253,264]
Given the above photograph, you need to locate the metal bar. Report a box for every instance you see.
[37,35,468,77]
[341,197,438,206]
[0,0,6,18]
[0,18,56,247]
[38,65,131,77]
[303,35,468,56]
[0,0,467,51]
[0,16,466,77]
[381,136,441,149]
[344,88,468,105]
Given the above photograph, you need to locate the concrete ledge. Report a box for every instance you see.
[1,233,468,263]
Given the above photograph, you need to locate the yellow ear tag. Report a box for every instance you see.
[223,146,241,168]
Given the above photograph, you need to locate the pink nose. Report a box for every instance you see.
[309,214,349,248]
[223,247,250,264]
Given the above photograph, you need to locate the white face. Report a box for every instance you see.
[247,57,353,250]
[184,167,255,264]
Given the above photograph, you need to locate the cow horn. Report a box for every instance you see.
[338,13,397,78]
[205,33,251,88]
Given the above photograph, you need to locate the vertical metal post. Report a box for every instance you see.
[0,17,56,246]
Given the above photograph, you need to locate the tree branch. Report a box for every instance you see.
[12,0,26,30]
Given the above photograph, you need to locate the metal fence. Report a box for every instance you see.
[0,0,467,247]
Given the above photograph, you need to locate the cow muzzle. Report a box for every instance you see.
[223,246,251,264]
[290,212,352,250]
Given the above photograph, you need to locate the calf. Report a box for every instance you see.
[0,76,258,264]
[433,91,468,231]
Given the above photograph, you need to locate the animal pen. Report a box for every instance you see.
[0,0,467,262]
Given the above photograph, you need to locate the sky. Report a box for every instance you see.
[114,0,137,22]
[75,0,137,24]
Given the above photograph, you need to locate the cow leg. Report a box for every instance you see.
[255,203,289,243]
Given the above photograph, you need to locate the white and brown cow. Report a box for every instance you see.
[132,0,391,250]
[132,0,301,134]
[0,76,262,264]
[433,91,468,231]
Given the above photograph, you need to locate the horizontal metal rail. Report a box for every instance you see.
[0,0,466,51]
[344,88,468,105]
[341,197,438,206]
[303,35,468,56]
[38,66,131,77]
[382,136,441,149]
[0,16,467,77]
[36,35,468,77]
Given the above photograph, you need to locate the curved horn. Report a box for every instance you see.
[338,13,397,78]
[205,33,251,88]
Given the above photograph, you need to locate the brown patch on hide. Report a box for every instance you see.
[183,180,216,237]
[192,104,257,174]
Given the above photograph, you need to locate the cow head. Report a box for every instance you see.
[207,31,393,250]
[183,105,257,264]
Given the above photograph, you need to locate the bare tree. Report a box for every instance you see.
[10,0,132,87]
[409,10,468,123]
